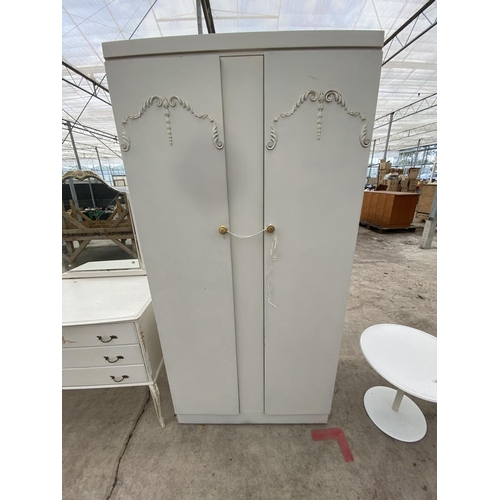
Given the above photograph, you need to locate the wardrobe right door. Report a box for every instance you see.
[264,47,382,415]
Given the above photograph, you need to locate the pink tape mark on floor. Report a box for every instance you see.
[311,428,354,462]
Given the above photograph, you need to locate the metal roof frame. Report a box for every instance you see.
[62,0,437,164]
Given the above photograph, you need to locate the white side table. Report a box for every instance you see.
[62,274,165,428]
[360,324,437,442]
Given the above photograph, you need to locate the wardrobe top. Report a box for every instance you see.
[103,30,384,60]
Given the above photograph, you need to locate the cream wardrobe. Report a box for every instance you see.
[104,31,383,423]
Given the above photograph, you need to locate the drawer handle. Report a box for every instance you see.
[104,356,124,364]
[110,375,129,383]
[97,335,118,343]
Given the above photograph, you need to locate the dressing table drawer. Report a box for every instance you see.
[62,322,137,348]
[62,345,144,368]
[62,364,148,387]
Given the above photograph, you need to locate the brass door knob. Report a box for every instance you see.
[266,225,275,233]
[219,226,228,234]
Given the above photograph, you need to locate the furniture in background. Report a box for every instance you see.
[360,191,420,229]
[360,324,437,442]
[62,170,138,267]
[62,274,165,428]
[416,183,437,220]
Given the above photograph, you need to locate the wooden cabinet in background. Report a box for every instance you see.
[360,191,420,229]
[416,184,437,216]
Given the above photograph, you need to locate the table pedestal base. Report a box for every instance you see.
[364,386,427,442]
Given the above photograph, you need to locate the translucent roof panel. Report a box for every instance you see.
[62,0,437,164]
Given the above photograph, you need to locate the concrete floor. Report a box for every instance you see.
[62,223,437,500]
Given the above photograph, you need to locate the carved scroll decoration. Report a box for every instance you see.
[139,329,147,353]
[266,90,371,150]
[120,95,224,152]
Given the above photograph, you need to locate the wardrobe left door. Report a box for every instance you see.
[105,54,240,416]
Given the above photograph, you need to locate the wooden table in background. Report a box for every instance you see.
[360,191,420,229]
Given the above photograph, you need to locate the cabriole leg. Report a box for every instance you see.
[149,383,165,428]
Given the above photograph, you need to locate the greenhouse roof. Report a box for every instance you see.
[62,0,437,162]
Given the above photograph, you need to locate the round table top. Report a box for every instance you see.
[360,324,437,402]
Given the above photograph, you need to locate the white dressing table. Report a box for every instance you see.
[62,273,165,428]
